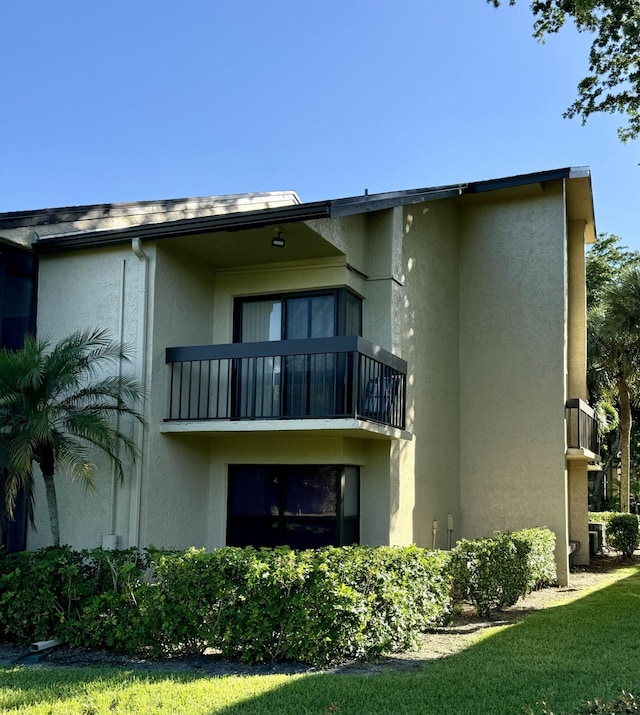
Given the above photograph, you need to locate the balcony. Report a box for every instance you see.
[566,398,600,461]
[165,336,407,432]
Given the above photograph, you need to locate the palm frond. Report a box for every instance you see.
[0,328,146,543]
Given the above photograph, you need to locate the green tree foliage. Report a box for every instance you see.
[488,1,640,141]
[589,268,640,511]
[586,233,640,311]
[586,235,640,511]
[0,328,144,546]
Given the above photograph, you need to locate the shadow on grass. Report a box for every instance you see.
[2,564,640,715]
[213,564,640,715]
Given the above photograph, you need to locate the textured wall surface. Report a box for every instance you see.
[458,185,570,582]
[401,199,461,549]
[30,246,140,549]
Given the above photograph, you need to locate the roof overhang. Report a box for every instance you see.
[21,166,596,254]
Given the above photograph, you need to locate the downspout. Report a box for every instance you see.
[129,238,149,547]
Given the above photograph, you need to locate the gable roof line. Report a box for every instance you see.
[0,191,302,230]
[31,167,589,254]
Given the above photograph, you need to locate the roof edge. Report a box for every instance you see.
[0,190,302,230]
[31,167,593,253]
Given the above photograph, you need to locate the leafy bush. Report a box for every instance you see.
[606,514,639,558]
[588,511,620,526]
[579,692,639,713]
[0,533,557,663]
[514,527,557,590]
[450,533,529,617]
[0,547,92,643]
[0,544,453,666]
[67,548,149,653]
[214,546,452,666]
[450,528,556,617]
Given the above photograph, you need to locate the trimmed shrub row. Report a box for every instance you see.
[0,527,556,665]
[0,545,451,666]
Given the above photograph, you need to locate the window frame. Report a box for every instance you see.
[233,287,362,343]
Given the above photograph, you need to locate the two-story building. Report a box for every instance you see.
[0,167,599,584]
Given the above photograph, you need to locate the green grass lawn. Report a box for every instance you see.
[2,564,640,715]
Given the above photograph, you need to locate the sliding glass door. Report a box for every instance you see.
[236,299,282,418]
[284,294,335,417]
[233,289,361,419]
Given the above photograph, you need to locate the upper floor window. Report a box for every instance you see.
[0,245,37,350]
[234,288,362,344]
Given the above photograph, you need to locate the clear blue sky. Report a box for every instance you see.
[1,1,638,248]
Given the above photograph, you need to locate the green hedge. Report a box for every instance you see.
[588,511,621,526]
[0,546,96,643]
[515,527,557,591]
[0,529,556,664]
[450,528,556,617]
[0,545,452,667]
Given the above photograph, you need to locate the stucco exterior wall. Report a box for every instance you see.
[30,246,141,549]
[458,186,569,580]
[139,243,216,548]
[401,199,460,549]
[566,213,590,566]
[307,214,368,274]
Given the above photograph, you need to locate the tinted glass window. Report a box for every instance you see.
[227,465,359,549]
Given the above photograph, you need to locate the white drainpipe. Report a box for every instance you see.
[129,238,149,548]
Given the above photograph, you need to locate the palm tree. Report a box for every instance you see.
[0,328,144,546]
[589,267,640,512]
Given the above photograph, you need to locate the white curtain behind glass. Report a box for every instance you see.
[241,300,282,342]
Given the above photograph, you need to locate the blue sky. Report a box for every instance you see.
[1,1,638,248]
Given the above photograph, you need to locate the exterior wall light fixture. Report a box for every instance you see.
[272,230,286,248]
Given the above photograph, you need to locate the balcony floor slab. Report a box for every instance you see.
[160,418,412,441]
[566,447,600,463]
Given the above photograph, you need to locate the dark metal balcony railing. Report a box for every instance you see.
[566,398,600,458]
[166,336,407,430]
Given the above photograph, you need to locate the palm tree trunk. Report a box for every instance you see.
[40,468,60,547]
[619,378,632,513]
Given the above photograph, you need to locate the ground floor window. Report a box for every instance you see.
[227,465,359,548]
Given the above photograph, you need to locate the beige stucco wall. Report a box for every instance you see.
[307,214,368,274]
[29,245,141,549]
[138,243,215,548]
[457,185,570,583]
[401,199,460,549]
[566,211,590,566]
